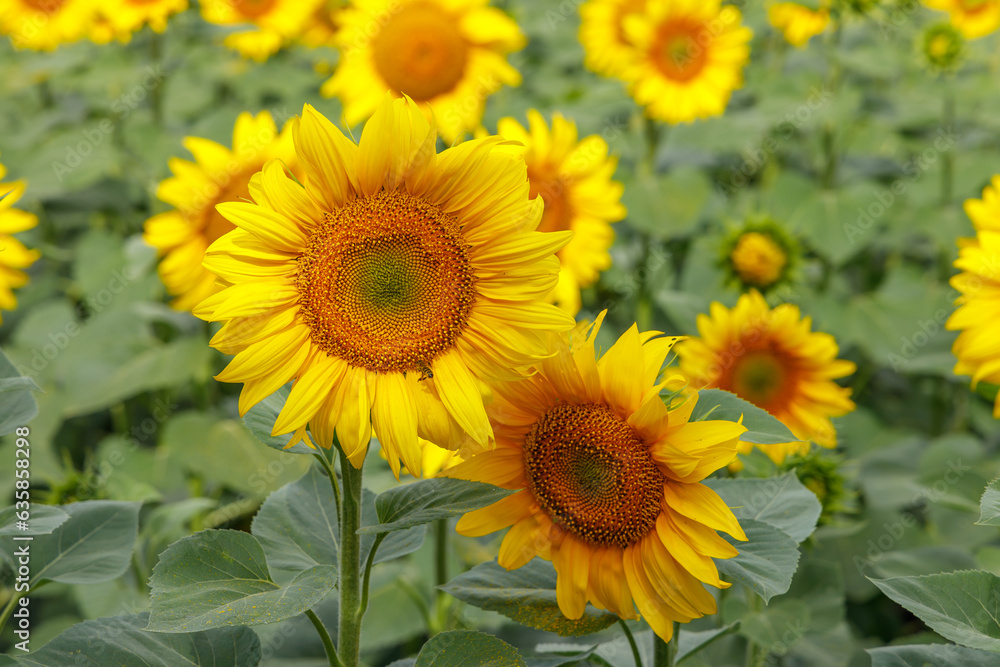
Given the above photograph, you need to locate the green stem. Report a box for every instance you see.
[744,586,762,667]
[941,87,955,207]
[305,609,345,667]
[314,451,342,524]
[337,449,364,667]
[0,589,21,636]
[653,623,678,667]
[397,577,435,632]
[149,31,164,126]
[618,620,642,667]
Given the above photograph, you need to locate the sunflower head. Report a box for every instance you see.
[920,22,965,72]
[0,156,40,325]
[578,0,647,78]
[0,0,92,49]
[196,95,574,477]
[200,0,319,60]
[322,0,525,143]
[720,217,799,293]
[922,0,1000,39]
[677,291,856,451]
[767,2,831,48]
[447,313,749,641]
[778,450,854,525]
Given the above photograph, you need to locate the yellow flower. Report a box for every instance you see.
[200,0,320,61]
[767,2,830,47]
[195,97,574,476]
[729,233,787,288]
[0,157,40,324]
[676,291,856,462]
[923,0,1000,39]
[447,313,747,642]
[946,176,1000,417]
[321,0,525,144]
[381,438,463,477]
[97,0,188,39]
[297,0,345,48]
[144,111,296,312]
[621,0,752,124]
[578,0,646,78]
[495,111,625,315]
[0,0,91,50]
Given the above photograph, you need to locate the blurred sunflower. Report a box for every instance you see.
[676,291,856,462]
[446,313,746,641]
[200,0,319,61]
[144,111,296,312]
[720,218,798,293]
[196,97,574,476]
[99,0,188,38]
[0,0,90,50]
[767,2,830,47]
[622,0,752,124]
[923,0,1000,39]
[0,157,40,324]
[495,111,625,315]
[297,0,344,48]
[920,22,965,72]
[946,176,1000,417]
[321,0,525,144]
[578,0,646,78]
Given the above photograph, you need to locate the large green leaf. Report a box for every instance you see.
[690,389,799,445]
[358,479,517,535]
[146,529,336,632]
[870,571,1000,652]
[0,347,38,436]
[715,519,800,603]
[12,613,261,667]
[0,504,68,536]
[440,558,618,636]
[415,630,527,667]
[705,472,822,544]
[868,644,1000,666]
[0,501,140,586]
[978,478,1000,527]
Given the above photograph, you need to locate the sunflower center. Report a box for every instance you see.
[296,189,476,373]
[235,0,278,19]
[528,167,573,237]
[729,232,787,288]
[652,21,709,82]
[523,403,664,548]
[372,3,470,102]
[725,350,791,411]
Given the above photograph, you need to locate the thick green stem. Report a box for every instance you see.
[306,609,344,667]
[337,450,364,667]
[653,623,678,667]
[618,620,642,667]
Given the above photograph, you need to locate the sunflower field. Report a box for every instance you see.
[3,0,1000,665]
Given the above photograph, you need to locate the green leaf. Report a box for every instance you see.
[705,472,822,544]
[690,389,799,445]
[978,478,1000,527]
[11,613,261,667]
[677,623,741,664]
[715,519,800,603]
[359,478,518,535]
[0,501,140,586]
[0,347,38,436]
[415,630,527,667]
[146,529,336,632]
[243,385,314,455]
[440,558,618,637]
[868,644,1000,666]
[0,505,69,536]
[870,571,1000,652]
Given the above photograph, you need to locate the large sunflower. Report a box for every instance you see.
[200,0,319,61]
[767,2,830,48]
[495,111,625,315]
[446,314,747,641]
[578,0,646,78]
[144,111,296,312]
[321,0,525,144]
[946,176,1000,417]
[0,0,91,50]
[195,96,574,476]
[622,0,752,124]
[0,156,40,324]
[923,0,1000,39]
[676,291,855,463]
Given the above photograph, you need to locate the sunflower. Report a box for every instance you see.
[495,111,625,315]
[383,438,462,477]
[720,218,798,293]
[923,0,1000,39]
[0,0,91,50]
[200,0,320,61]
[297,0,345,48]
[946,176,1000,417]
[195,96,574,476]
[921,22,965,71]
[445,313,746,641]
[98,0,188,38]
[676,291,855,463]
[578,0,646,78]
[321,0,525,144]
[144,111,296,312]
[767,2,830,47]
[0,157,40,325]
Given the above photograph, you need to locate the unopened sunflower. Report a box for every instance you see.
[144,111,296,312]
[923,0,1000,39]
[0,0,91,50]
[0,156,40,324]
[200,0,319,61]
[196,97,574,476]
[447,313,746,641]
[767,2,830,47]
[496,111,625,315]
[578,0,646,78]
[721,218,798,293]
[676,291,855,462]
[946,176,1000,417]
[321,0,525,143]
[622,0,752,124]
